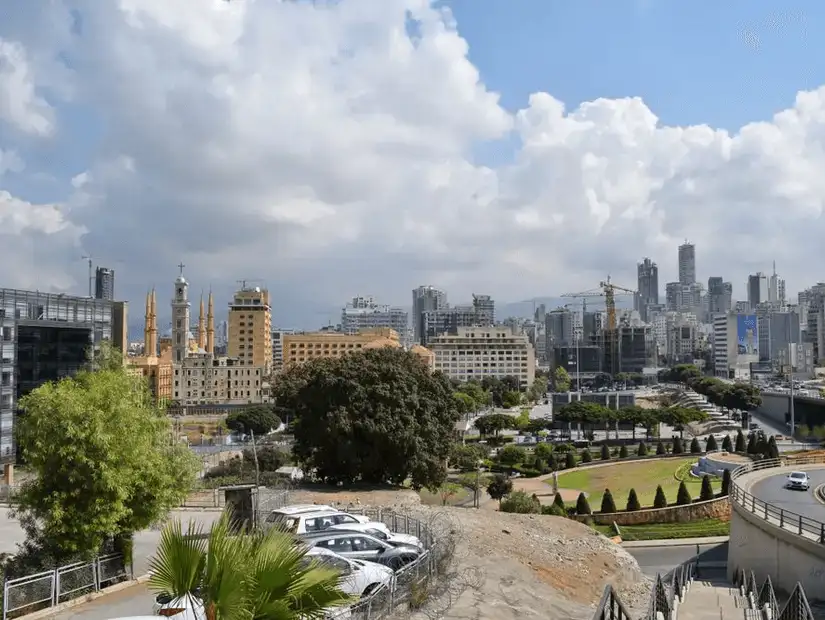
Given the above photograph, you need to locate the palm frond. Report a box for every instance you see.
[148,518,207,598]
[201,510,253,620]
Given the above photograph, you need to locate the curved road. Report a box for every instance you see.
[750,470,825,522]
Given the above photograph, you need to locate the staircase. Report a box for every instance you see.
[678,570,755,620]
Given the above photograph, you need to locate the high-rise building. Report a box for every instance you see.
[747,273,769,308]
[228,284,273,373]
[472,294,495,325]
[0,289,126,463]
[94,267,115,301]
[707,277,732,315]
[270,328,294,374]
[412,286,447,344]
[341,296,410,347]
[636,258,659,321]
[768,262,786,305]
[678,242,696,285]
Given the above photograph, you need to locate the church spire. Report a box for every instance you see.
[206,290,215,355]
[198,293,207,350]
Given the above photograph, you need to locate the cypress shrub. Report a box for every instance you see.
[721,469,732,496]
[619,445,629,458]
[553,491,566,511]
[746,433,757,454]
[700,475,714,502]
[672,436,684,454]
[706,434,718,452]
[565,452,576,469]
[575,492,592,515]
[653,485,668,508]
[722,434,733,452]
[735,430,745,452]
[656,441,666,455]
[581,448,593,463]
[767,436,780,459]
[600,489,617,514]
[690,437,701,454]
[600,443,610,460]
[626,488,641,511]
[676,480,692,505]
[637,441,648,457]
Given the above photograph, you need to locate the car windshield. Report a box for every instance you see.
[790,473,806,480]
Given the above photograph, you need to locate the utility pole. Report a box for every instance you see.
[81,255,93,297]
[789,347,796,443]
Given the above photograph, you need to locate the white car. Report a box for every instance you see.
[327,521,423,550]
[265,508,370,534]
[786,471,810,491]
[304,547,394,597]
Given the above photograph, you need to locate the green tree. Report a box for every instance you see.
[676,481,692,505]
[735,429,746,452]
[746,433,757,454]
[498,445,526,468]
[500,491,541,514]
[721,469,732,496]
[278,347,459,489]
[619,445,629,458]
[600,444,611,460]
[656,441,666,455]
[437,482,463,506]
[575,492,592,515]
[722,435,733,452]
[552,366,572,392]
[626,488,641,511]
[565,452,577,469]
[581,448,593,463]
[553,492,566,512]
[474,413,514,437]
[452,391,476,415]
[637,441,648,456]
[245,446,288,473]
[534,442,554,461]
[502,391,522,408]
[690,437,702,454]
[527,375,549,402]
[699,475,714,502]
[487,474,513,507]
[15,365,199,562]
[706,435,718,452]
[149,511,351,620]
[600,489,617,514]
[653,485,668,508]
[225,405,280,437]
[449,443,488,472]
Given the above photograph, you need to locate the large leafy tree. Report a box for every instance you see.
[225,405,281,436]
[474,413,514,436]
[273,347,458,489]
[149,511,350,620]
[15,363,199,562]
[552,366,572,392]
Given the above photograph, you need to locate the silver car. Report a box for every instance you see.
[301,531,422,571]
[786,471,810,491]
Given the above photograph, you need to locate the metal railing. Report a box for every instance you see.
[729,454,825,543]
[735,567,816,620]
[323,508,448,620]
[1,553,129,620]
[592,557,696,620]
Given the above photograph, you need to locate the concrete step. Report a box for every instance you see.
[678,577,747,620]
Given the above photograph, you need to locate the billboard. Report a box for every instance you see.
[737,314,758,355]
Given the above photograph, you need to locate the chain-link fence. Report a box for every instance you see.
[1,554,129,620]
[325,508,452,620]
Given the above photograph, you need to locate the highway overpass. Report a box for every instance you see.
[756,390,825,431]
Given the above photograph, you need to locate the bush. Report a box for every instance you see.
[699,475,714,502]
[600,444,610,460]
[706,435,718,452]
[575,492,592,515]
[541,504,567,517]
[581,449,593,463]
[626,488,641,511]
[672,436,684,454]
[653,485,668,508]
[746,433,758,454]
[676,480,692,505]
[766,436,779,459]
[722,434,733,452]
[637,441,648,457]
[721,469,732,496]
[600,489,617,514]
[547,453,558,471]
[553,491,566,511]
[619,445,629,458]
[565,452,576,469]
[690,437,701,454]
[500,491,541,514]
[735,430,746,452]
[656,441,666,455]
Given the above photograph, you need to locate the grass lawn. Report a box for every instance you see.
[592,519,730,541]
[418,486,471,507]
[554,457,721,509]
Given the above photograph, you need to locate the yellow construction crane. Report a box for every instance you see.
[561,276,636,331]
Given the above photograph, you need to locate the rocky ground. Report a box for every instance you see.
[281,486,652,620]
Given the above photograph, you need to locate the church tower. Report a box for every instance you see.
[171,264,191,363]
[197,294,207,350]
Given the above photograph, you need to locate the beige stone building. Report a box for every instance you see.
[427,327,535,387]
[171,352,267,406]
[228,285,272,373]
[282,328,401,367]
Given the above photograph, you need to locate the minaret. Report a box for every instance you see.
[149,288,158,357]
[206,290,215,355]
[197,294,206,350]
[143,291,151,355]
[171,263,191,363]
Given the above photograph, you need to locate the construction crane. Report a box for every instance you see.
[561,276,636,331]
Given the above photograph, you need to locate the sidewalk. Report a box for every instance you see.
[621,535,730,548]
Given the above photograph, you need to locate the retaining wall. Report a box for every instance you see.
[571,495,730,526]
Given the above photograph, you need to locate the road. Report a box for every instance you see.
[750,469,825,522]
[625,541,728,578]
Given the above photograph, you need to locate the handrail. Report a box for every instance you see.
[729,454,825,543]
[591,584,635,620]
[735,566,816,620]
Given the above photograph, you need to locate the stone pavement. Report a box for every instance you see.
[48,583,154,620]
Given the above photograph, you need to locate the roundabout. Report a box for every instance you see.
[749,468,825,522]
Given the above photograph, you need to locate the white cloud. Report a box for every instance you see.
[0,38,54,136]
[1,0,825,326]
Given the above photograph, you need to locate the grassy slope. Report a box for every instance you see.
[592,519,730,541]
[554,457,721,509]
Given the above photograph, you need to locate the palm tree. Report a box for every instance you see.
[148,511,352,620]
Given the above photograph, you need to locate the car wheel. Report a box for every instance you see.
[362,584,380,598]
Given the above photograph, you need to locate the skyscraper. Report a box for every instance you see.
[678,242,696,285]
[94,267,115,300]
[748,273,768,309]
[412,285,447,344]
[707,277,732,315]
[636,258,659,321]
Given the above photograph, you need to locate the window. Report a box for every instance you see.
[319,538,353,553]
[333,514,359,525]
[352,537,384,552]
[367,529,388,541]
[312,555,351,574]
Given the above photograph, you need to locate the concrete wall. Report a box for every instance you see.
[728,501,825,599]
[572,495,730,526]
[756,392,825,428]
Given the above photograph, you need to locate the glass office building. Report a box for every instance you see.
[0,289,123,463]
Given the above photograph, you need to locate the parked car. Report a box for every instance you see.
[300,531,422,571]
[786,471,810,491]
[303,547,394,597]
[326,521,424,549]
[265,506,371,534]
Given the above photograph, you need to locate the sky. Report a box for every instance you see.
[1,0,824,330]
